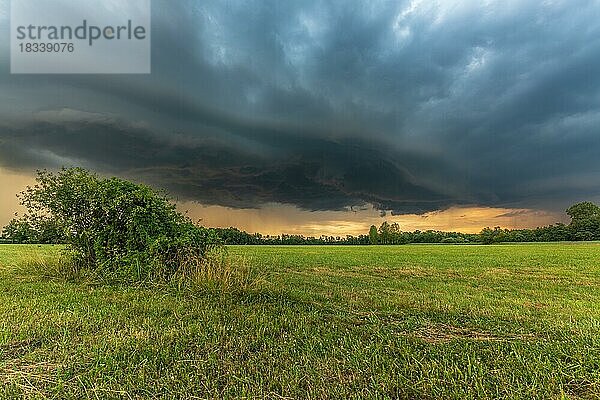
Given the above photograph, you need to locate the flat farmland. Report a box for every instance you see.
[1,243,599,399]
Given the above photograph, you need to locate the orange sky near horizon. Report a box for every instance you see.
[0,167,566,237]
[179,202,565,236]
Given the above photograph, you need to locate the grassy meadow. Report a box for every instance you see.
[1,243,599,399]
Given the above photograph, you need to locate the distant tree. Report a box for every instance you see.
[369,225,379,245]
[1,217,64,244]
[566,202,600,240]
[378,222,391,244]
[389,223,403,244]
[480,227,502,244]
[1,218,36,243]
[566,202,600,222]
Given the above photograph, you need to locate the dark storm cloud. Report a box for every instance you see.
[0,110,453,212]
[1,0,600,213]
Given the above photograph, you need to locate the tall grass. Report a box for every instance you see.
[20,251,82,282]
[175,247,264,293]
[19,246,264,292]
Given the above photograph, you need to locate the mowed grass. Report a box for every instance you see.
[1,244,599,399]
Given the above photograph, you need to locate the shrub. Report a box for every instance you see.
[18,167,221,282]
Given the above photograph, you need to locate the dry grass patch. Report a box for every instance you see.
[412,323,538,344]
[0,342,64,397]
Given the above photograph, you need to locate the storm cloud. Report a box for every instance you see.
[1,0,600,214]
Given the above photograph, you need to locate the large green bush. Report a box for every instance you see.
[18,168,220,281]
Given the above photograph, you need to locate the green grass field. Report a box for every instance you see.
[1,243,599,399]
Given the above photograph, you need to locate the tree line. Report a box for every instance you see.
[2,180,600,246]
[180,202,600,245]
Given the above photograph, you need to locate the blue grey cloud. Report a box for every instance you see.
[1,0,600,213]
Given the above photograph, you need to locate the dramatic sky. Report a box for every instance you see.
[1,0,600,234]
